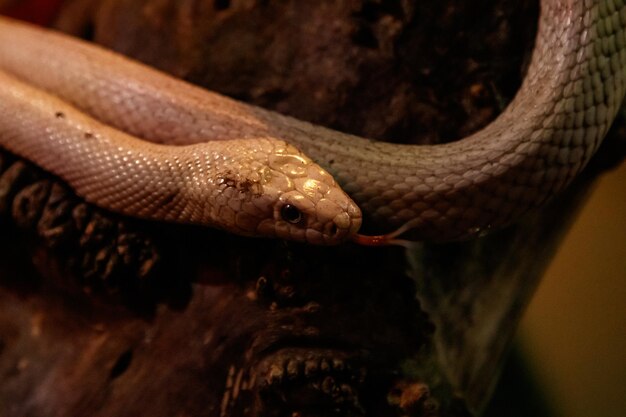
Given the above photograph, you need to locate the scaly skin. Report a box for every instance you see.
[0,0,624,242]
[0,71,362,244]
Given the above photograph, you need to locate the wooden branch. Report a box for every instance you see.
[0,1,624,416]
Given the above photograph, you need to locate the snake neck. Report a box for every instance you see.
[267,0,626,239]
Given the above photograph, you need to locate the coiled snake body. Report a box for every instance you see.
[0,0,624,244]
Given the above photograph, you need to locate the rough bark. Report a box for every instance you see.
[0,1,624,416]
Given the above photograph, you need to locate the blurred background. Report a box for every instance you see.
[486,160,626,417]
[0,1,623,415]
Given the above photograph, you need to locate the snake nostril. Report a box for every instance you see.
[329,223,339,236]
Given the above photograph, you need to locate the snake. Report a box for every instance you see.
[0,0,624,245]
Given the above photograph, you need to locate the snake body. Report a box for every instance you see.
[0,0,625,243]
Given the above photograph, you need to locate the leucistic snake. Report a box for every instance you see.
[0,0,625,246]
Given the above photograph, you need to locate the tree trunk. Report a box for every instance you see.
[0,1,624,416]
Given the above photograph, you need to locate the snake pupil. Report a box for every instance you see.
[281,204,302,224]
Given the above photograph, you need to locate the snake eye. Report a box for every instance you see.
[281,204,303,224]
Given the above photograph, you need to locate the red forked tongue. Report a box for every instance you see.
[351,218,422,247]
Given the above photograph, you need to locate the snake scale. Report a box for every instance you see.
[0,0,624,245]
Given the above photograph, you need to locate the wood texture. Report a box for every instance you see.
[0,1,624,416]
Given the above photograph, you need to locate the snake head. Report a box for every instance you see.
[250,146,362,245]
